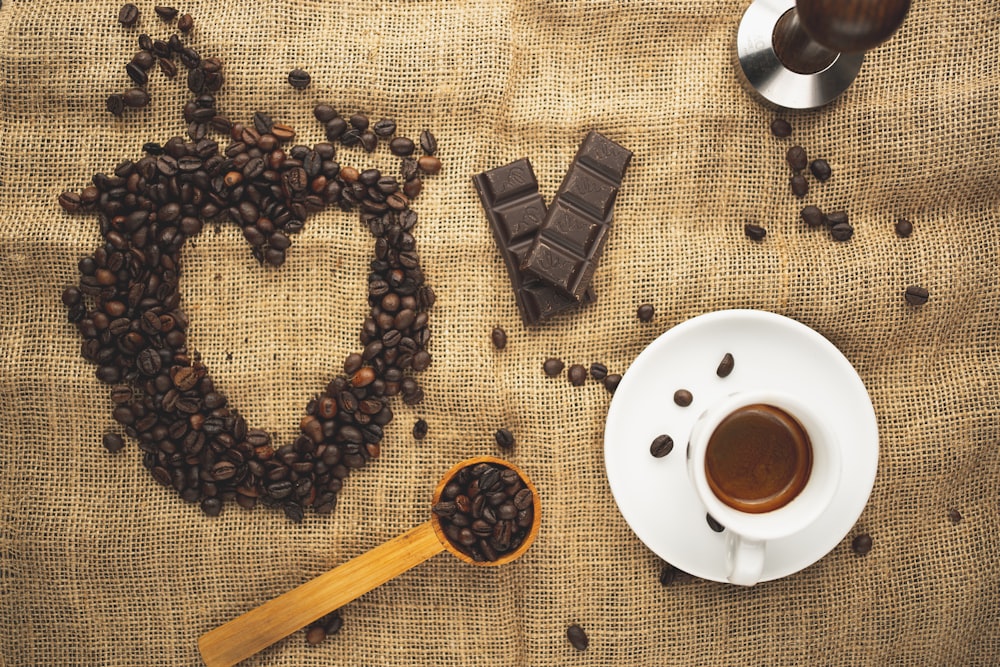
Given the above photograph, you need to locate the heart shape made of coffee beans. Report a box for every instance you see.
[59,28,441,522]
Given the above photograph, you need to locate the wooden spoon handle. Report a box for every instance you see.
[198,521,444,667]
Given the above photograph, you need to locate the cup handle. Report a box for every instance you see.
[725,532,765,586]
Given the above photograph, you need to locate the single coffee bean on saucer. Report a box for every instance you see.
[770,118,792,138]
[567,364,587,386]
[673,389,693,407]
[706,514,725,532]
[895,218,913,238]
[786,145,808,171]
[716,352,734,378]
[566,624,589,651]
[744,223,766,241]
[650,434,674,458]
[490,326,507,350]
[904,285,929,306]
[851,533,873,556]
[636,303,655,322]
[543,357,564,377]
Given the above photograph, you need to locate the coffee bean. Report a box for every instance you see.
[373,118,396,137]
[286,69,310,89]
[106,94,125,117]
[201,497,223,517]
[650,434,673,458]
[589,362,607,381]
[122,87,149,108]
[636,303,654,322]
[417,155,442,175]
[904,285,929,306]
[851,533,872,556]
[389,137,415,157]
[543,357,564,377]
[790,174,808,198]
[706,514,724,532]
[495,428,515,450]
[769,118,792,138]
[305,626,326,645]
[419,130,437,155]
[716,352,734,378]
[118,3,140,27]
[786,145,808,171]
[800,205,824,227]
[491,326,507,350]
[58,191,83,212]
[567,364,587,386]
[744,223,766,241]
[673,389,693,407]
[809,158,832,181]
[830,222,854,242]
[895,218,913,238]
[948,508,963,524]
[824,210,848,227]
[177,13,194,32]
[412,418,428,440]
[103,433,126,453]
[154,5,178,21]
[159,57,178,78]
[566,624,589,651]
[125,62,148,85]
[349,113,369,131]
[603,373,621,394]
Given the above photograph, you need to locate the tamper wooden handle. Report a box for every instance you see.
[773,0,911,74]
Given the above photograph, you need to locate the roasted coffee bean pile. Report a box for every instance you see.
[431,461,534,562]
[60,17,442,522]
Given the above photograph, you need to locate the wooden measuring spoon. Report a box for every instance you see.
[198,455,541,667]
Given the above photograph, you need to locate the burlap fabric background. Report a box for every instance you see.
[2,0,998,664]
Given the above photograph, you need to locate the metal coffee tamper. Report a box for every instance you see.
[735,0,911,109]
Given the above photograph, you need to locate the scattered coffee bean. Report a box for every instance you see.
[543,358,564,377]
[433,461,534,562]
[58,191,83,212]
[786,145,808,171]
[373,118,397,137]
[895,218,913,238]
[603,374,622,394]
[106,93,125,117]
[659,562,683,586]
[589,362,608,381]
[566,624,589,651]
[824,210,848,227]
[125,62,148,85]
[305,625,326,645]
[770,118,792,138]
[494,428,515,450]
[118,3,140,27]
[102,433,126,453]
[744,223,766,241]
[154,5,178,21]
[650,434,674,458]
[412,418,428,440]
[851,533,873,556]
[809,158,832,181]
[419,129,437,155]
[177,13,194,32]
[948,508,962,524]
[490,326,507,350]
[673,389,693,407]
[790,174,808,198]
[567,364,587,386]
[122,87,150,108]
[706,514,724,532]
[417,155,442,175]
[636,303,655,322]
[716,352,734,378]
[800,205,824,227]
[830,222,854,242]
[287,68,311,89]
[305,610,342,646]
[389,136,415,157]
[904,285,929,306]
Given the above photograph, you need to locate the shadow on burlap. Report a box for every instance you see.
[1,0,999,665]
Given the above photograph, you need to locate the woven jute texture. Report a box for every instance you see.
[2,0,999,664]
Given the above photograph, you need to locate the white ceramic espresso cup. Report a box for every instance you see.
[687,390,842,586]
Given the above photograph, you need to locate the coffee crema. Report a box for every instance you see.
[704,404,812,513]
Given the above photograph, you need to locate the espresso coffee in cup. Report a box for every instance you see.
[704,404,812,514]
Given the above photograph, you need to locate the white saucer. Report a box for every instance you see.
[603,309,878,584]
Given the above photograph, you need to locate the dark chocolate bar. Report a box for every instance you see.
[473,158,595,326]
[519,131,632,301]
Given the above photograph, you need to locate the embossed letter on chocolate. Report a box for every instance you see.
[520,131,632,301]
[473,159,595,326]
